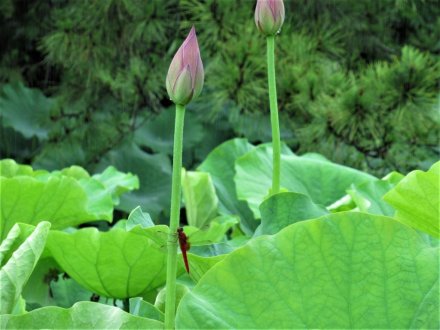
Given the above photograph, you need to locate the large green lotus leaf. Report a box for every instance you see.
[176,213,439,329]
[235,145,376,218]
[182,169,219,228]
[92,166,139,205]
[95,141,172,218]
[384,161,439,237]
[0,82,53,140]
[0,301,163,329]
[197,139,257,235]
[1,222,51,314]
[348,172,404,216]
[46,227,168,299]
[0,175,112,241]
[258,192,328,235]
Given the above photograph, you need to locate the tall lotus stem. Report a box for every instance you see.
[164,26,204,329]
[267,35,281,194]
[255,0,285,195]
[164,103,185,329]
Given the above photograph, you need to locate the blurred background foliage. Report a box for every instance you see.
[0,0,439,218]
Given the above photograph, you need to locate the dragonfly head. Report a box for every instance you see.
[177,227,184,233]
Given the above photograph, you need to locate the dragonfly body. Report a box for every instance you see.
[177,227,191,273]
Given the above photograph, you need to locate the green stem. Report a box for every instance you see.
[164,104,185,330]
[267,35,281,195]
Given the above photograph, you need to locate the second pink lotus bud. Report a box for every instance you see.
[254,0,285,36]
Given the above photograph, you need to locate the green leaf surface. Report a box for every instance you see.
[0,82,53,140]
[183,215,238,245]
[176,213,439,329]
[155,284,190,314]
[235,144,377,218]
[186,254,226,282]
[198,139,257,235]
[96,141,172,219]
[0,175,112,241]
[0,159,34,177]
[182,169,219,228]
[348,172,404,216]
[258,192,329,235]
[0,223,33,265]
[0,160,118,240]
[76,178,114,219]
[129,297,164,322]
[46,227,168,299]
[0,301,163,329]
[11,296,26,315]
[1,224,47,276]
[300,152,330,162]
[384,161,439,237]
[126,206,154,230]
[92,166,139,205]
[1,222,51,314]
[56,165,90,180]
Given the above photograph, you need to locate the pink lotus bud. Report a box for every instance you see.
[254,0,285,36]
[166,27,204,106]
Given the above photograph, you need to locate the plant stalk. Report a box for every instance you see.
[266,35,281,194]
[164,104,185,329]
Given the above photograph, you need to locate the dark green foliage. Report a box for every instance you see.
[0,0,438,207]
[180,0,439,176]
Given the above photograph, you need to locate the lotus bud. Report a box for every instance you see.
[254,0,285,36]
[166,27,204,106]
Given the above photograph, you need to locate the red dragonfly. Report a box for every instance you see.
[176,226,235,274]
[153,226,214,274]
[177,227,191,273]
[154,217,239,274]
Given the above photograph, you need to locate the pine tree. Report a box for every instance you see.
[0,0,438,176]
